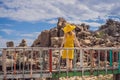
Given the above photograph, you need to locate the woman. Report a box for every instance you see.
[61,23,81,70]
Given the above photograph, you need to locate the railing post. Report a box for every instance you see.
[90,49,94,75]
[97,50,100,76]
[2,49,7,80]
[22,48,25,79]
[74,49,77,76]
[113,49,120,80]
[80,48,83,68]
[105,50,108,74]
[119,50,120,73]
[80,48,83,78]
[109,50,113,67]
[91,50,94,68]
[49,49,52,73]
[30,48,33,78]
[13,50,17,75]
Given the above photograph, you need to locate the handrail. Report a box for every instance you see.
[0,47,120,79]
[0,47,120,49]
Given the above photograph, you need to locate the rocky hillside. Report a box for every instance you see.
[32,18,120,48]
[31,17,90,47]
[95,19,120,45]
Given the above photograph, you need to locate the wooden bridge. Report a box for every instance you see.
[0,47,120,80]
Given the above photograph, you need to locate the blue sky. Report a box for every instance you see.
[0,0,120,47]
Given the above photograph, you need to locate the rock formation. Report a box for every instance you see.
[32,18,120,48]
[18,39,27,47]
[32,17,92,47]
[6,41,14,47]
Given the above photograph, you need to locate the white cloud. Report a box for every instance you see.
[20,32,40,38]
[0,0,119,22]
[0,0,64,22]
[21,34,35,37]
[0,23,13,27]
[0,29,15,34]
[47,19,58,24]
[84,22,102,27]
[111,18,120,22]
[68,20,102,28]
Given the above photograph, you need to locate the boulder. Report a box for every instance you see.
[51,37,63,47]
[49,27,58,37]
[51,37,59,47]
[75,25,83,32]
[32,39,40,47]
[57,17,66,29]
[58,37,64,46]
[18,39,27,47]
[77,31,91,39]
[83,39,91,45]
[59,29,64,37]
[37,30,50,47]
[6,41,14,47]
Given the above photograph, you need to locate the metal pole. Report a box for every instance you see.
[80,48,83,68]
[23,48,25,80]
[12,50,14,80]
[19,50,22,75]
[74,49,77,76]
[66,49,68,79]
[30,48,33,78]
[58,49,61,79]
[2,49,7,80]
[97,50,100,80]
[113,49,120,80]
[105,50,107,75]
[118,50,120,73]
[81,49,84,77]
[14,50,17,75]
[109,50,113,67]
[40,48,43,78]
[80,48,83,80]
[49,49,52,73]
[90,49,94,75]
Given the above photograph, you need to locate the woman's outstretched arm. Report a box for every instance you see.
[74,34,81,48]
[61,34,66,47]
